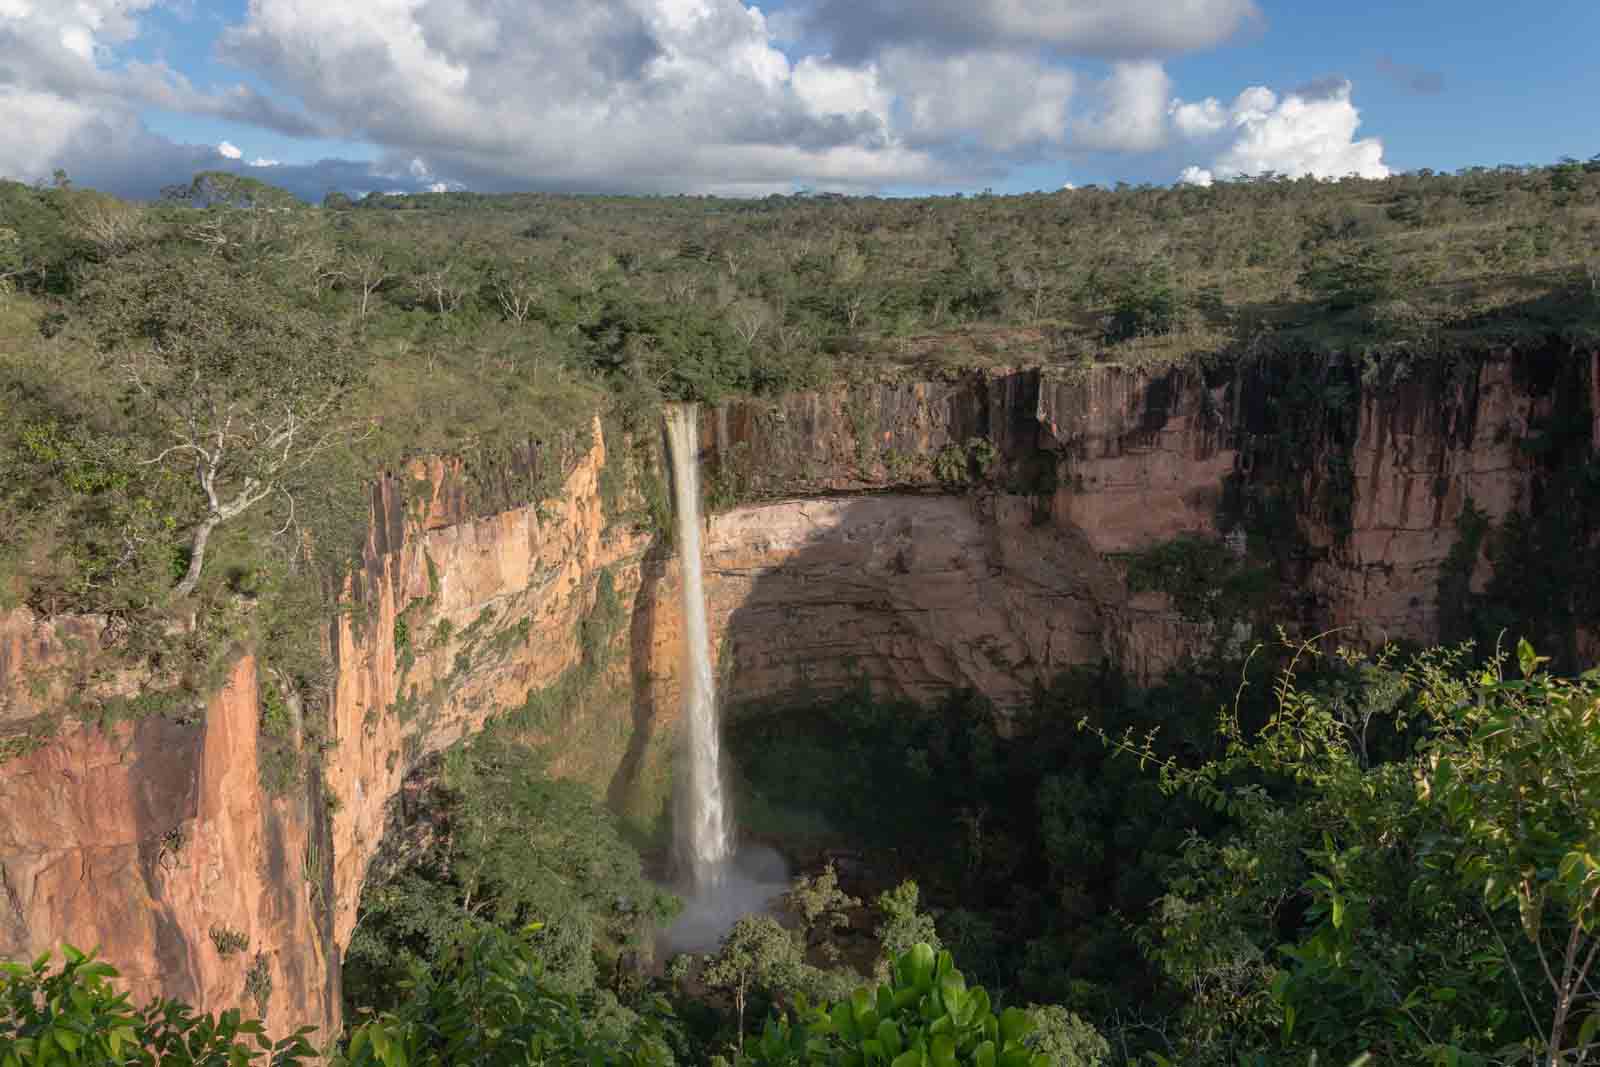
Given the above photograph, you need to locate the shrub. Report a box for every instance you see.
[1105,261,1184,341]
[242,953,272,1018]
[342,924,673,1067]
[0,946,315,1066]
[1297,241,1395,310]
[209,925,250,958]
[740,943,1049,1067]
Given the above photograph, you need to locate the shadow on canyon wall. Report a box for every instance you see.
[607,544,670,819]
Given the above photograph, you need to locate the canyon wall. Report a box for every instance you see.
[0,425,669,1041]
[700,346,1597,675]
[1,344,1594,1037]
[0,654,331,1039]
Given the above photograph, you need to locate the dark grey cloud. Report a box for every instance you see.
[24,110,446,202]
[1377,55,1445,95]
[1293,74,1352,100]
[789,0,1261,62]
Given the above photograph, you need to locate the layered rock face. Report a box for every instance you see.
[696,495,1110,709]
[700,348,1596,671]
[0,653,332,1038]
[1307,357,1554,644]
[1,346,1594,1038]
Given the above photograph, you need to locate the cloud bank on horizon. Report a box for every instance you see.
[0,0,1394,199]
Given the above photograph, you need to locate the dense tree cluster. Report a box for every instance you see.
[7,642,1600,1065]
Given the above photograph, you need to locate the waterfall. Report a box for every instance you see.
[665,403,733,888]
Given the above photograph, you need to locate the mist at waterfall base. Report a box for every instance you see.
[659,404,790,954]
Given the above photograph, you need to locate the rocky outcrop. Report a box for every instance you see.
[1305,356,1545,645]
[0,657,331,1039]
[0,343,1593,1040]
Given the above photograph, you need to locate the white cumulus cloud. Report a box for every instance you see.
[205,0,944,194]
[1073,60,1172,151]
[880,47,1075,152]
[0,0,1389,200]
[1172,79,1388,184]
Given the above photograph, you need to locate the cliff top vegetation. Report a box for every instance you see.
[1,160,1598,747]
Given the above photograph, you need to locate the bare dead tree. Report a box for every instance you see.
[185,215,233,254]
[730,299,770,346]
[347,253,390,322]
[420,264,468,317]
[69,195,149,258]
[1010,264,1054,323]
[840,291,874,333]
[773,319,810,357]
[495,274,540,323]
[663,272,698,304]
[128,381,353,599]
[89,252,370,601]
[286,235,345,298]
[565,256,604,294]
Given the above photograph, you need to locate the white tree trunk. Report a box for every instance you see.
[172,515,219,600]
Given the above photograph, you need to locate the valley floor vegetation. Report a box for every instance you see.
[7,637,1600,1066]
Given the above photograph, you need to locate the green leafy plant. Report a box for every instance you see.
[342,732,677,1016]
[875,882,941,974]
[785,864,860,949]
[342,924,674,1067]
[0,945,315,1066]
[242,953,272,1018]
[1087,638,1600,1066]
[934,445,971,487]
[703,916,807,1053]
[1297,241,1395,311]
[740,942,1048,1067]
[1104,260,1184,342]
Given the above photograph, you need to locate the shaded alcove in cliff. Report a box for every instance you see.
[606,544,671,828]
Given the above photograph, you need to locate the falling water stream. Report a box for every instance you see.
[665,403,733,888]
[660,404,789,953]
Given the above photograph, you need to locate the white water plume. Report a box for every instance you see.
[665,403,733,889]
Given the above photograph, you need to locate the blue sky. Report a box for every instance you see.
[1,0,1594,200]
[1164,0,1598,176]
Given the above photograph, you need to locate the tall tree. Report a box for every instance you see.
[702,915,803,1053]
